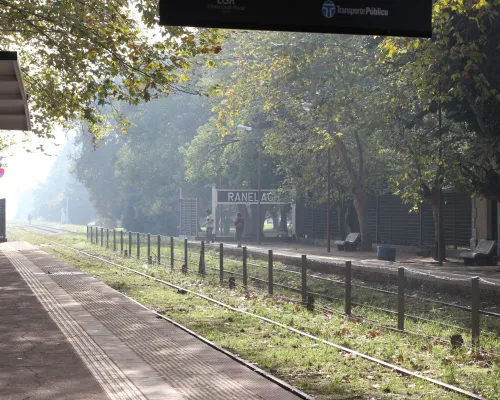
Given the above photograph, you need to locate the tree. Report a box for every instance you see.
[214,32,387,250]
[0,0,222,146]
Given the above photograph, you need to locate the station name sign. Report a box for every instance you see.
[217,190,286,204]
[159,0,432,38]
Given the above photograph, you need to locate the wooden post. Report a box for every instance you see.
[199,241,205,275]
[90,226,93,243]
[472,277,480,348]
[242,246,248,287]
[128,231,132,258]
[398,267,405,331]
[113,229,116,252]
[120,231,124,254]
[107,229,110,248]
[345,261,352,316]
[136,233,140,260]
[268,250,273,295]
[219,243,224,283]
[170,237,174,269]
[95,227,98,245]
[147,233,151,263]
[157,235,161,265]
[184,238,188,273]
[301,255,307,305]
[101,228,104,246]
[87,226,89,242]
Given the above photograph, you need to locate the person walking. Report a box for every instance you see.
[203,209,214,243]
[234,212,244,247]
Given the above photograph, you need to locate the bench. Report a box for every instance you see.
[460,239,497,266]
[334,233,361,251]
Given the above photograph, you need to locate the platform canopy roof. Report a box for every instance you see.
[0,51,31,131]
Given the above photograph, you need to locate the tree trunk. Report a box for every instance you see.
[332,134,372,251]
[431,188,446,260]
[279,205,290,234]
[352,190,372,251]
[271,209,279,231]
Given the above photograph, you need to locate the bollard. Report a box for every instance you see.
[268,250,273,295]
[136,233,140,260]
[113,229,116,252]
[101,228,104,246]
[307,295,315,311]
[242,247,248,288]
[157,235,161,265]
[219,243,224,283]
[345,261,352,316]
[147,233,151,263]
[170,237,174,269]
[106,229,109,248]
[199,241,206,276]
[301,255,307,305]
[184,239,188,273]
[120,231,124,254]
[90,226,93,243]
[128,231,132,257]
[398,267,405,331]
[472,277,480,348]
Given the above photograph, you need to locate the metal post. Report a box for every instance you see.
[128,231,132,257]
[101,228,104,246]
[96,227,98,245]
[242,246,248,287]
[301,255,307,305]
[106,229,109,248]
[257,150,261,245]
[170,237,174,269]
[157,235,161,265]
[90,226,93,243]
[268,250,273,295]
[398,267,405,331]
[184,238,188,273]
[136,233,140,260]
[419,204,424,248]
[327,147,331,252]
[345,261,352,316]
[472,277,480,348]
[147,233,151,263]
[199,241,205,275]
[86,226,89,242]
[219,243,224,283]
[376,195,380,244]
[113,229,116,252]
[120,231,124,254]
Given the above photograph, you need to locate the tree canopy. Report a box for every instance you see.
[0,0,222,145]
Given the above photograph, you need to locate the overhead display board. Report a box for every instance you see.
[159,0,432,38]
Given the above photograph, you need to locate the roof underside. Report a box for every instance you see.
[0,51,31,131]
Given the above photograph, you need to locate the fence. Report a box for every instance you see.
[297,191,472,248]
[86,226,499,351]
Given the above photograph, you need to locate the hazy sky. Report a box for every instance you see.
[1,129,68,219]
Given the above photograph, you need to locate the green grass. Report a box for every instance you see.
[9,227,500,399]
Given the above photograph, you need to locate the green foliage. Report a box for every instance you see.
[0,0,222,145]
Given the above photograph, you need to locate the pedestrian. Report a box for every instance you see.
[27,213,32,225]
[234,212,244,247]
[202,209,214,243]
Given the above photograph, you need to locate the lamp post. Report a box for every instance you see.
[237,124,262,244]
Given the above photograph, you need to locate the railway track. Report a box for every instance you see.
[8,226,490,400]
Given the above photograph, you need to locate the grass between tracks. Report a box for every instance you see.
[10,228,500,400]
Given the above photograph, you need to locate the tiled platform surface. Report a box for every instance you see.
[0,242,305,400]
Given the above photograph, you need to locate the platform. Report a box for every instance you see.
[0,242,305,400]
